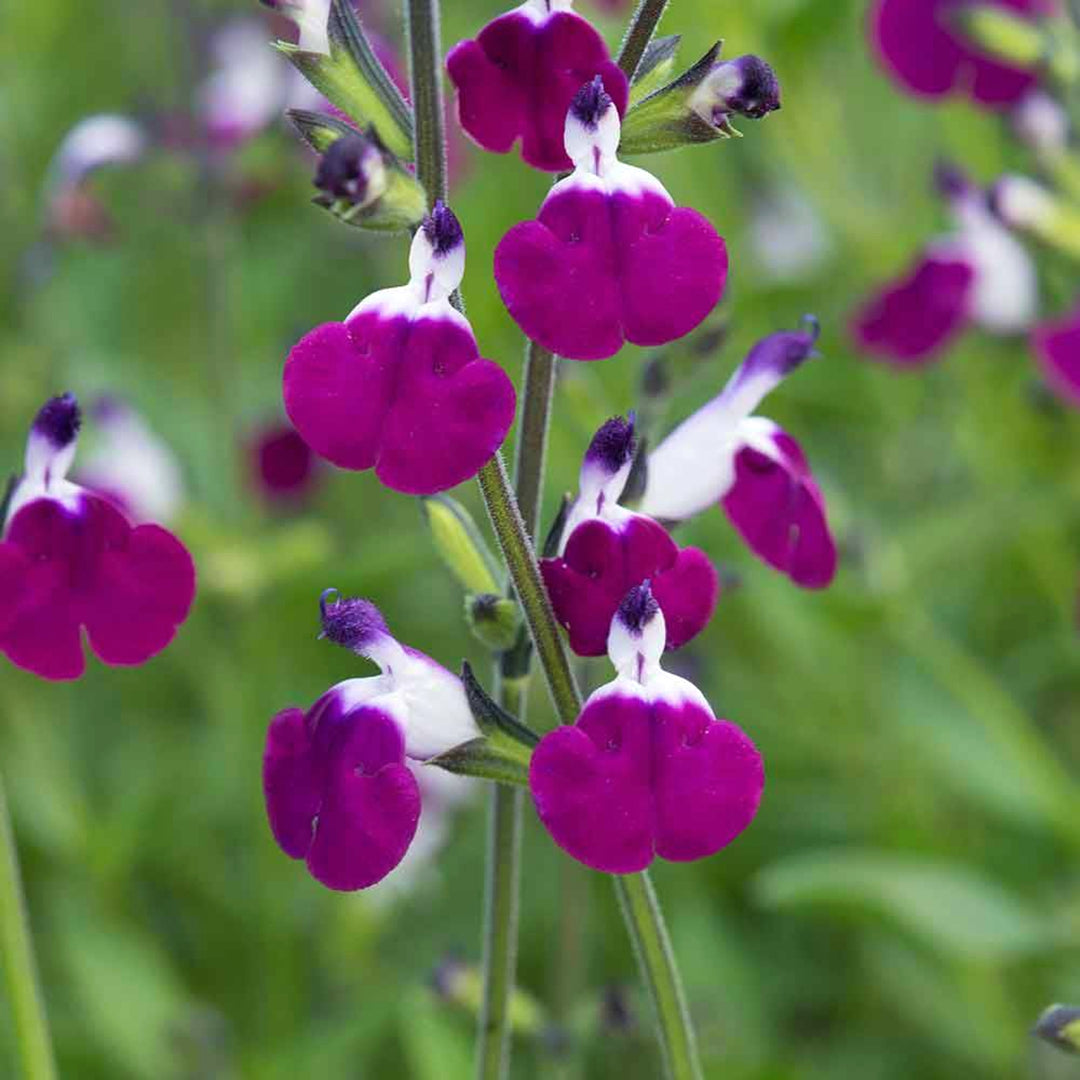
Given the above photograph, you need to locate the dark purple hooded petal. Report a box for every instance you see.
[540,515,718,656]
[852,253,975,364]
[263,698,422,891]
[721,430,836,589]
[1032,301,1080,408]
[0,494,196,681]
[495,184,727,361]
[283,308,516,495]
[529,690,763,874]
[446,8,629,172]
[870,0,1050,108]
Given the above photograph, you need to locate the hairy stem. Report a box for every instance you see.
[0,771,57,1080]
[513,341,557,542]
[404,0,448,209]
[616,0,671,80]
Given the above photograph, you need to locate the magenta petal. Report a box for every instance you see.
[852,254,975,364]
[264,708,324,859]
[871,0,1046,108]
[0,495,194,681]
[447,10,629,172]
[541,516,718,656]
[495,185,726,361]
[529,691,764,873]
[722,431,837,589]
[1032,301,1080,409]
[283,311,516,494]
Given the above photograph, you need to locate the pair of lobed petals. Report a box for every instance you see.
[541,515,718,656]
[0,494,195,681]
[871,0,1051,108]
[284,305,516,495]
[495,182,728,361]
[446,7,629,172]
[530,685,764,874]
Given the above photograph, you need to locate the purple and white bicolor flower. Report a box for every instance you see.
[638,321,837,589]
[1031,300,1080,409]
[870,0,1052,109]
[689,54,781,133]
[494,78,728,361]
[48,115,147,189]
[283,203,516,494]
[852,167,1037,364]
[78,397,185,525]
[446,0,629,173]
[0,395,196,681]
[529,583,764,874]
[540,415,718,657]
[259,0,332,55]
[263,592,481,891]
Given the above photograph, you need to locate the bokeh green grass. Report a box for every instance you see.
[2,0,1079,1076]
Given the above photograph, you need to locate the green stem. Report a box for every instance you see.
[404,0,448,209]
[513,341,557,542]
[0,771,57,1080]
[616,0,671,80]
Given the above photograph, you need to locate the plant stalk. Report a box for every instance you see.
[0,771,57,1080]
[616,0,671,80]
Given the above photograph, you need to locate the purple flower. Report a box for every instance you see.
[263,592,480,890]
[529,583,763,873]
[446,0,629,172]
[852,168,1037,364]
[250,421,320,503]
[494,79,728,360]
[638,321,837,589]
[540,416,718,656]
[690,54,781,130]
[870,0,1051,109]
[0,395,196,681]
[283,203,516,494]
[1032,300,1080,408]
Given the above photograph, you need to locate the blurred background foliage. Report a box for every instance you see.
[2,0,1079,1077]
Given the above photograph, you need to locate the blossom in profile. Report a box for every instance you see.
[851,166,1037,364]
[494,78,727,360]
[259,0,332,55]
[250,420,320,504]
[639,320,837,589]
[284,203,516,494]
[78,397,185,524]
[0,395,196,680]
[263,592,480,890]
[446,0,629,172]
[529,583,764,873]
[540,415,718,656]
[870,0,1051,109]
[1031,301,1080,408]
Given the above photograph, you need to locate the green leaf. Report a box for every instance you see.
[286,108,360,154]
[461,659,540,748]
[629,34,682,103]
[754,850,1061,961]
[425,737,530,787]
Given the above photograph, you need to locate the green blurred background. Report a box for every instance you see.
[2,0,1079,1076]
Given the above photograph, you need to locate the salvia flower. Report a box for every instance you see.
[529,583,764,873]
[494,78,728,360]
[263,591,480,890]
[1031,300,1080,408]
[638,320,837,589]
[250,420,320,504]
[78,397,185,524]
[313,132,387,208]
[283,203,516,494]
[446,0,629,172]
[870,0,1051,109]
[259,0,332,55]
[852,166,1037,364]
[689,54,781,131]
[0,395,196,680]
[540,415,718,656]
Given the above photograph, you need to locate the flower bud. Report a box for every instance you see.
[1034,1004,1080,1055]
[620,42,781,155]
[314,133,387,206]
[421,495,501,595]
[990,174,1080,260]
[465,593,522,653]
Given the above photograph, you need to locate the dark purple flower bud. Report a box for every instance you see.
[617,581,660,636]
[571,75,613,128]
[585,415,636,477]
[692,55,781,125]
[314,134,387,207]
[319,590,392,653]
[1033,1004,1080,1054]
[933,160,973,202]
[33,393,81,449]
[422,200,464,257]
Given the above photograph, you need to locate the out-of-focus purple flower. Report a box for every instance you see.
[494,78,727,360]
[283,203,516,494]
[870,0,1051,109]
[263,592,480,890]
[446,0,629,172]
[0,395,196,681]
[540,415,718,656]
[529,582,763,874]
[1011,90,1069,157]
[852,168,1037,364]
[749,185,832,284]
[1032,301,1080,408]
[78,397,185,524]
[639,321,837,589]
[251,421,320,504]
